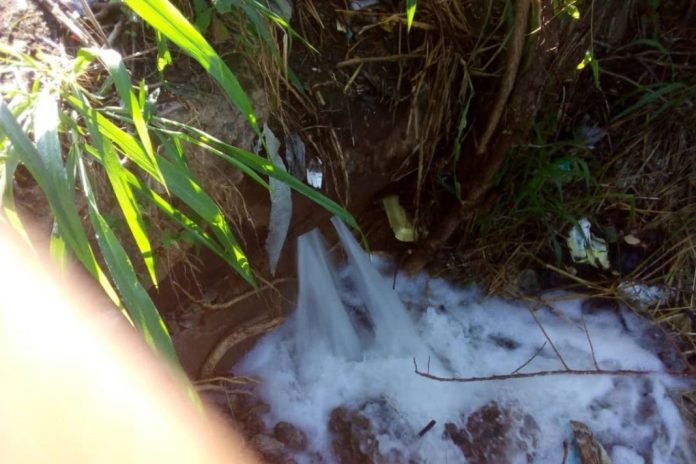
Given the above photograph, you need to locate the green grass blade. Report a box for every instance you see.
[82,141,240,272]
[68,95,160,177]
[155,31,172,72]
[68,101,256,286]
[79,99,159,287]
[406,0,417,31]
[0,147,34,247]
[76,155,179,365]
[0,100,120,304]
[49,221,69,271]
[103,138,159,286]
[83,48,165,187]
[160,119,359,230]
[124,0,258,132]
[154,124,269,189]
[613,82,686,121]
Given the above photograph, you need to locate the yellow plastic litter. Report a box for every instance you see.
[382,195,418,242]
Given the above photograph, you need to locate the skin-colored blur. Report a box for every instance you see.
[0,230,259,463]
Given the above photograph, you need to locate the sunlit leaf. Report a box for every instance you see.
[406,0,417,31]
[123,0,258,131]
[76,155,179,365]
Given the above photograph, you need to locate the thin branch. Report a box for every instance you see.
[337,53,423,67]
[413,358,695,383]
[583,320,601,371]
[528,306,570,370]
[511,341,547,375]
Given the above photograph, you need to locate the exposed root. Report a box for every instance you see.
[199,315,286,379]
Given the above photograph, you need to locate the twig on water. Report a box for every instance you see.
[413,358,695,383]
[528,306,570,370]
[583,320,601,371]
[510,341,547,375]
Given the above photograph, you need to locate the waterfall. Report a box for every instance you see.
[294,219,427,362]
[294,229,361,360]
[331,217,425,356]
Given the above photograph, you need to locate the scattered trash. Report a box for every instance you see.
[351,0,379,11]
[336,20,354,41]
[306,158,324,189]
[65,0,96,17]
[284,132,306,181]
[623,233,642,246]
[263,124,292,276]
[617,281,671,309]
[569,420,612,464]
[566,218,610,270]
[382,195,419,242]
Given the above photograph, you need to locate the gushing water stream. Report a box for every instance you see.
[237,220,690,463]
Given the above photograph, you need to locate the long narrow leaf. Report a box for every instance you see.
[69,98,255,286]
[406,0,417,31]
[79,99,159,286]
[124,0,258,132]
[158,118,359,230]
[613,82,686,121]
[83,48,165,187]
[82,142,241,272]
[0,147,34,247]
[76,155,179,365]
[0,101,119,304]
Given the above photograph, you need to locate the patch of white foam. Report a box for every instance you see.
[236,226,691,463]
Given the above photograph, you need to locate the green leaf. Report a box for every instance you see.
[82,48,165,187]
[157,117,359,231]
[406,0,417,31]
[49,221,69,271]
[0,147,34,247]
[69,100,256,286]
[155,31,172,72]
[0,99,119,305]
[79,97,159,287]
[124,0,258,132]
[613,81,686,121]
[76,155,179,366]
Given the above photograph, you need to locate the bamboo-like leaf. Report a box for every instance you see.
[0,148,34,247]
[83,48,164,187]
[79,99,159,286]
[406,0,417,31]
[69,99,256,286]
[0,101,120,304]
[158,118,359,230]
[123,0,258,132]
[83,142,239,271]
[155,31,172,72]
[613,82,686,121]
[76,155,179,365]
[49,221,69,271]
[103,138,159,285]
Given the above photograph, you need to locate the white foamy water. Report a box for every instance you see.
[237,221,692,463]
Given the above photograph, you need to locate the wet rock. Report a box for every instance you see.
[274,421,307,451]
[250,434,290,463]
[444,401,539,463]
[569,420,611,464]
[328,406,380,464]
[231,395,271,435]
